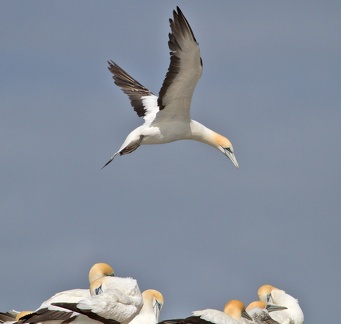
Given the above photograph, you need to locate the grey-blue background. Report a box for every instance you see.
[1,1,340,322]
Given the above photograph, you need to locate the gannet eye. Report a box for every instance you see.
[225,147,233,153]
[95,284,103,295]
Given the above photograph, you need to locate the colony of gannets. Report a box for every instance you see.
[3,263,148,324]
[0,262,303,323]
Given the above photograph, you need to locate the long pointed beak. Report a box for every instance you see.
[101,152,119,169]
[101,157,114,169]
[266,304,288,312]
[224,149,239,168]
[241,309,252,321]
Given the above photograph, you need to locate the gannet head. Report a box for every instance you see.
[213,133,239,168]
[258,284,277,303]
[223,299,252,321]
[246,301,267,312]
[88,262,115,284]
[142,289,164,320]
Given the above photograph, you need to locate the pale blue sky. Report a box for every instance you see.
[1,1,341,322]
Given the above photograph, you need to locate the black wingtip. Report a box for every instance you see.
[107,60,117,74]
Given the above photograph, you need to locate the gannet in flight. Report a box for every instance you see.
[158,299,251,324]
[102,7,239,169]
[257,285,304,324]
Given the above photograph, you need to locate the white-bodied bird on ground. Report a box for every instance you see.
[51,276,143,324]
[128,289,164,324]
[258,285,304,324]
[17,263,116,323]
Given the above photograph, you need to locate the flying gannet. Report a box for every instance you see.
[102,7,239,169]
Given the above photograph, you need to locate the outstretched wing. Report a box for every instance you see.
[108,61,159,124]
[157,6,203,120]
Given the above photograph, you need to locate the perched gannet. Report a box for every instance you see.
[37,263,115,308]
[159,300,251,324]
[129,289,164,324]
[245,301,287,324]
[52,276,143,324]
[102,6,239,169]
[19,263,115,323]
[257,285,304,324]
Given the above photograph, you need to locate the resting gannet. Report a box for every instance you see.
[257,285,304,324]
